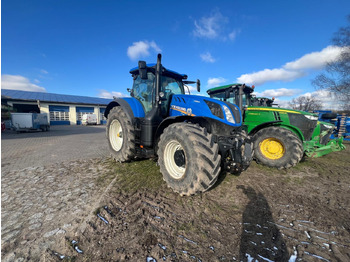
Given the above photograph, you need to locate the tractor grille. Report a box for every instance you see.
[319,123,332,145]
[288,113,317,141]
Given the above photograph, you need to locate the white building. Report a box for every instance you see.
[1,89,113,125]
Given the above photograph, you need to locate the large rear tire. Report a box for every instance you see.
[157,123,221,196]
[106,107,135,162]
[253,126,303,169]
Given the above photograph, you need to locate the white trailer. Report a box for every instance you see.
[11,113,50,132]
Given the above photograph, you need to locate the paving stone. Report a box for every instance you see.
[1,125,113,260]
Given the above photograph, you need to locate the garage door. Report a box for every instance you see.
[100,108,106,124]
[49,105,70,125]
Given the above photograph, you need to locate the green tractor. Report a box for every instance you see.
[207,83,345,169]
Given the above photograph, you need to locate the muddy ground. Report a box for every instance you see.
[38,142,350,262]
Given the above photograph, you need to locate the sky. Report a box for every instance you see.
[2,0,350,109]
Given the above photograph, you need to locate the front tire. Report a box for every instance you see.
[106,107,135,162]
[157,123,221,196]
[253,126,303,169]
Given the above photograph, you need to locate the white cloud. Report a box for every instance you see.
[255,88,301,98]
[297,90,340,109]
[40,69,49,74]
[237,68,305,86]
[184,84,197,94]
[200,52,216,63]
[236,45,344,86]
[284,46,343,70]
[1,75,46,92]
[127,40,162,60]
[207,77,227,87]
[228,29,241,41]
[193,11,224,39]
[98,90,127,99]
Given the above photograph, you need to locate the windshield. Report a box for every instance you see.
[161,76,185,95]
[132,72,155,114]
[160,76,185,116]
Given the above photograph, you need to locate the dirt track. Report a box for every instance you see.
[41,143,350,262]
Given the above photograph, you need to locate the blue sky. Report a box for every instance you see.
[2,0,350,108]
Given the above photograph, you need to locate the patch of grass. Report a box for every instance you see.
[281,175,304,185]
[177,221,197,232]
[110,158,165,193]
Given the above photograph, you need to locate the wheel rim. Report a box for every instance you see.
[109,119,123,151]
[164,140,186,179]
[260,138,285,160]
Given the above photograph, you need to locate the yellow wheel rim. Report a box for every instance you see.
[260,138,285,160]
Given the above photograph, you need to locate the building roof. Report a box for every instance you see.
[1,89,113,106]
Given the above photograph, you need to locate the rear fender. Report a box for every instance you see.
[104,97,145,121]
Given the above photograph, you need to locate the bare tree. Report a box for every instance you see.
[288,95,322,112]
[312,15,350,110]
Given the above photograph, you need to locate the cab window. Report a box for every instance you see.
[132,73,155,114]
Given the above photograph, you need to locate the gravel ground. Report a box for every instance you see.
[1,125,108,173]
[1,125,112,261]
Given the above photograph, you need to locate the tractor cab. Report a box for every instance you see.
[129,63,188,116]
[251,96,276,107]
[207,83,255,111]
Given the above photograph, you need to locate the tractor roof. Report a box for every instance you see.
[207,83,254,95]
[129,63,188,80]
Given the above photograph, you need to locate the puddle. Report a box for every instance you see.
[71,240,83,254]
[304,251,330,261]
[142,201,163,212]
[53,251,68,260]
[296,220,314,224]
[97,213,109,224]
[257,254,274,262]
[153,215,165,221]
[288,246,298,262]
[268,221,296,232]
[104,206,115,217]
[304,231,311,239]
[181,250,202,262]
[178,235,198,245]
[298,224,337,235]
[158,243,167,250]
[147,256,157,262]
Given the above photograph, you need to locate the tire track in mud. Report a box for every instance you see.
[45,149,350,262]
[50,189,243,261]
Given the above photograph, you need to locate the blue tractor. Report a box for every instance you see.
[316,110,350,141]
[104,54,253,195]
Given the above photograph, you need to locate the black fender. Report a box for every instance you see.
[155,116,193,142]
[248,121,283,136]
[155,116,233,141]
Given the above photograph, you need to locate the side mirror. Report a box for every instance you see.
[197,79,201,92]
[138,61,148,80]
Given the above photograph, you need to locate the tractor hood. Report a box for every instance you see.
[169,94,242,127]
[246,106,319,119]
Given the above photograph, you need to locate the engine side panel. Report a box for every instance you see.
[169,95,242,127]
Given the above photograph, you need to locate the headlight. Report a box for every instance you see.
[304,115,318,121]
[323,124,334,129]
[223,105,235,124]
